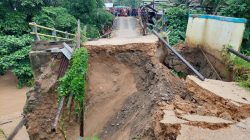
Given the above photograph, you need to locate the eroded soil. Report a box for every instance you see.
[22,17,250,140]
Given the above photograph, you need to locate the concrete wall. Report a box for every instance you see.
[185,14,247,61]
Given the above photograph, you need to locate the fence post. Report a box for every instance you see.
[32,22,40,41]
[76,20,81,48]
[52,29,57,41]
[65,31,69,39]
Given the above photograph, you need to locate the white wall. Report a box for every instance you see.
[185,14,246,60]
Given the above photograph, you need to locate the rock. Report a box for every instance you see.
[219,112,232,121]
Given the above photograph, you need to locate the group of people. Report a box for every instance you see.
[107,8,139,17]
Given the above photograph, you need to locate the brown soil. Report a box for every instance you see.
[85,41,187,139]
[164,45,233,81]
[23,58,79,140]
[84,53,137,136]
[22,17,250,140]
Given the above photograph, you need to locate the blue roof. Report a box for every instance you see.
[189,14,247,23]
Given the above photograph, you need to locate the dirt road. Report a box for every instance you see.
[85,17,158,46]
[0,72,29,140]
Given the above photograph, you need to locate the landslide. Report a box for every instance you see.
[84,43,187,139]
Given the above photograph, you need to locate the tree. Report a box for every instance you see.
[219,0,250,51]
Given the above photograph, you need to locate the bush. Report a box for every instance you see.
[0,35,33,87]
[0,34,32,56]
[95,9,114,29]
[86,25,100,38]
[0,12,29,35]
[232,55,250,90]
[219,0,250,51]
[164,6,189,45]
[164,6,205,45]
[58,48,88,113]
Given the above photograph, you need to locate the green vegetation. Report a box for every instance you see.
[0,0,113,87]
[163,6,204,45]
[199,0,250,51]
[164,6,189,45]
[231,53,250,90]
[0,35,33,87]
[33,7,77,32]
[85,135,100,140]
[222,46,250,90]
[58,48,88,113]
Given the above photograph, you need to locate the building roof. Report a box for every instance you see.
[105,3,114,8]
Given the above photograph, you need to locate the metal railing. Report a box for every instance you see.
[29,22,77,41]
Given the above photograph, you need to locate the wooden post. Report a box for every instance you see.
[76,20,81,48]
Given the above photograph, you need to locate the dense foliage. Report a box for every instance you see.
[33,7,77,32]
[0,35,33,87]
[164,6,204,45]
[218,0,250,51]
[232,56,250,90]
[0,0,113,87]
[164,6,189,45]
[58,48,88,113]
[63,0,114,38]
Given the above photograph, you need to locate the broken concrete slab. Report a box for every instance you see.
[160,110,188,124]
[187,75,250,105]
[177,118,250,140]
[181,114,233,124]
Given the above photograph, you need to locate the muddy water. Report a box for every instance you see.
[0,71,29,140]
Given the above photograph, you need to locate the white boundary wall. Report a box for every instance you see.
[185,14,247,60]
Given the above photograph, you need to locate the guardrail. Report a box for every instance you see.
[29,22,77,42]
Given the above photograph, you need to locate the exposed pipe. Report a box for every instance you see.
[51,97,65,132]
[228,48,250,63]
[52,56,69,132]
[7,117,26,140]
[152,30,205,81]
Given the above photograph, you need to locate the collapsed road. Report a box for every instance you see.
[7,17,250,140]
